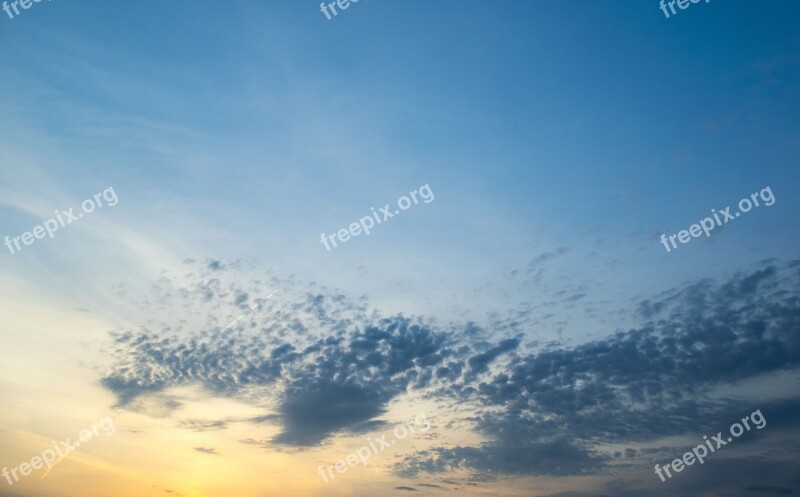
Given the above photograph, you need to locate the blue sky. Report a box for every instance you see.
[0,1,799,496]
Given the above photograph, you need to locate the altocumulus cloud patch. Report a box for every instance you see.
[100,260,800,484]
[394,261,800,481]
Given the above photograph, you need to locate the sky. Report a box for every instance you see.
[0,1,799,496]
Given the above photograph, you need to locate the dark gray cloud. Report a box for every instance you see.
[744,486,793,494]
[100,260,800,488]
[602,454,800,497]
[394,439,609,479]
[101,262,471,446]
[397,261,800,480]
[466,337,519,378]
[103,315,458,446]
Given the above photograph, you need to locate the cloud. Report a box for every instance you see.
[744,486,793,494]
[101,261,462,446]
[527,247,570,272]
[99,259,800,484]
[178,419,231,432]
[466,337,520,378]
[394,439,609,478]
[102,314,456,446]
[523,247,571,285]
[398,261,800,479]
[194,447,218,455]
